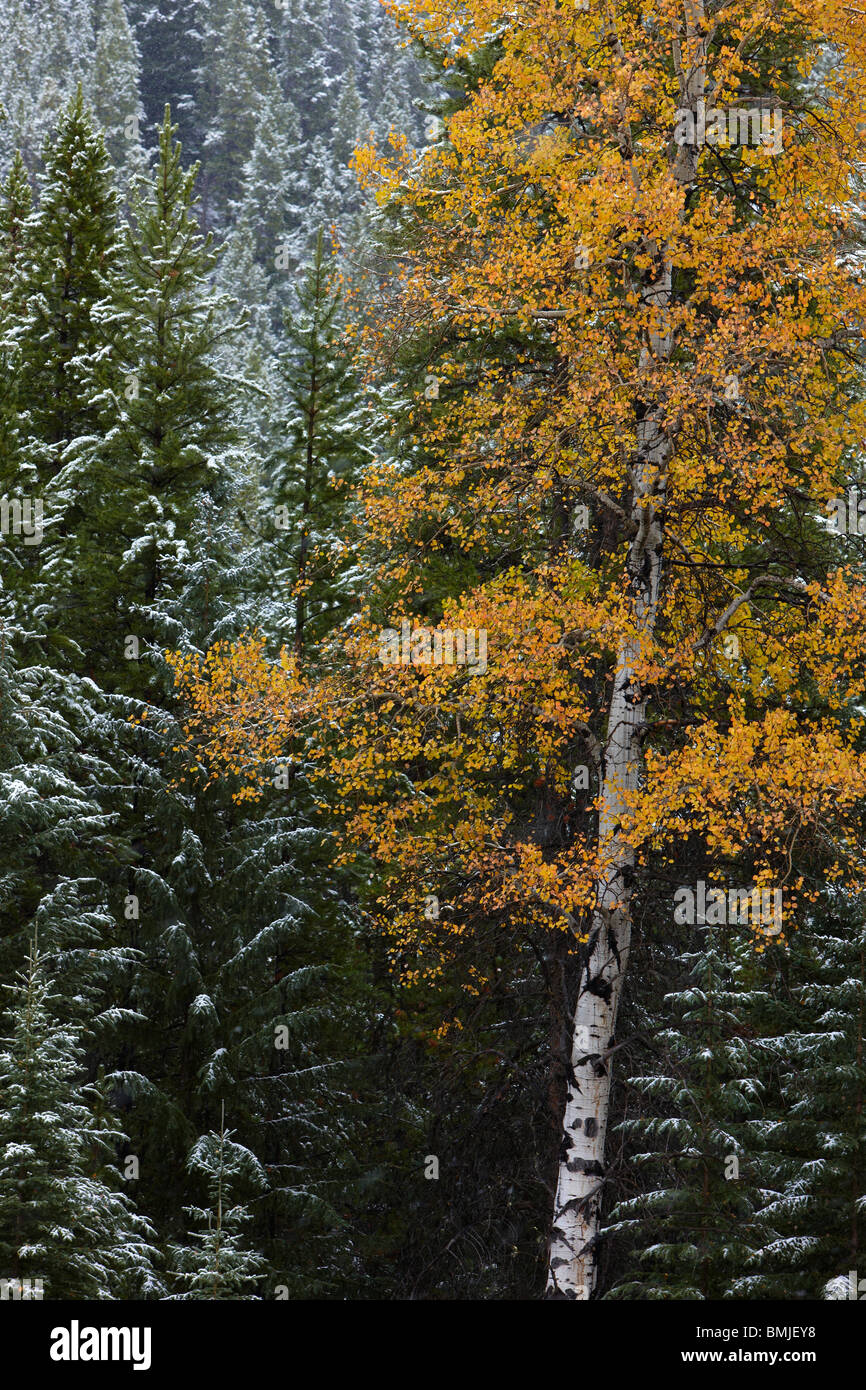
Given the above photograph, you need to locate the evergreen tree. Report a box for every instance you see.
[126,0,204,162]
[606,924,778,1300]
[128,498,379,1298]
[325,0,361,82]
[364,6,422,144]
[0,935,161,1299]
[235,89,305,279]
[276,0,338,144]
[196,0,274,228]
[168,1109,266,1299]
[91,0,148,177]
[212,219,280,513]
[42,1,97,90]
[91,104,242,693]
[8,90,120,661]
[0,0,45,169]
[737,896,866,1298]
[0,151,32,289]
[17,89,119,458]
[266,228,372,655]
[0,592,140,1008]
[0,154,32,516]
[0,1,98,172]
[332,68,366,170]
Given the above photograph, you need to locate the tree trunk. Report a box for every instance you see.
[546,405,668,1298]
[546,3,706,1298]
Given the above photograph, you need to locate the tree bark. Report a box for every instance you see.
[546,401,668,1298]
[546,3,706,1298]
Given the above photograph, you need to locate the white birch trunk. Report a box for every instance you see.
[546,4,707,1299]
[546,402,668,1299]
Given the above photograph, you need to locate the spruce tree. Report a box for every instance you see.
[266,229,371,655]
[0,151,32,292]
[276,0,338,144]
[42,2,98,92]
[168,1109,266,1299]
[235,89,305,280]
[196,0,274,228]
[0,591,141,1019]
[332,69,366,170]
[91,0,148,178]
[0,0,45,169]
[17,88,118,458]
[11,91,121,661]
[212,220,281,516]
[0,1,98,172]
[606,924,778,1300]
[0,936,162,1299]
[126,0,204,163]
[738,896,866,1298]
[91,104,242,694]
[58,113,374,1302]
[0,153,33,560]
[132,499,377,1298]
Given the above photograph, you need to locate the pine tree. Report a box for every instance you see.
[90,104,242,693]
[168,1108,266,1299]
[7,90,120,662]
[0,935,162,1299]
[235,89,305,278]
[606,924,779,1300]
[736,896,866,1298]
[0,1,99,173]
[91,0,148,178]
[266,228,372,655]
[126,0,204,162]
[196,0,275,228]
[17,89,119,457]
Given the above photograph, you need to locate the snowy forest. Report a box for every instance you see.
[1,0,866,1312]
